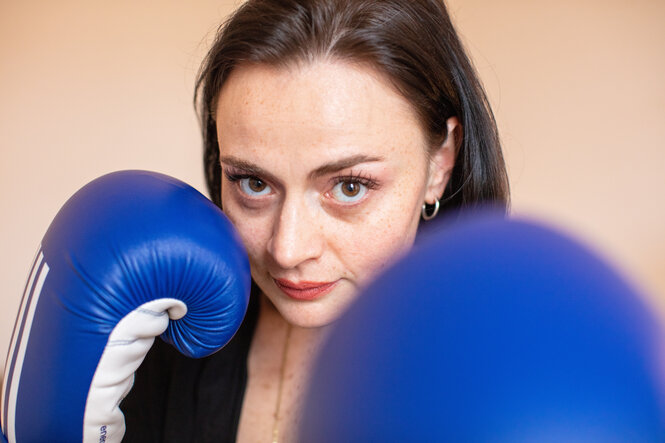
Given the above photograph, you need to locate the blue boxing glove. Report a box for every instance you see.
[0,171,250,443]
[301,212,665,441]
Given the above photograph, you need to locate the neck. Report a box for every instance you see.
[256,294,331,443]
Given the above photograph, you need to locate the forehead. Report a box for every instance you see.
[214,60,426,163]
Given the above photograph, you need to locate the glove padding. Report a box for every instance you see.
[1,170,250,443]
[300,213,665,441]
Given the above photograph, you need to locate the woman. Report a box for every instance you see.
[121,0,509,441]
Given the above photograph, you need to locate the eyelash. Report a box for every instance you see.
[222,168,380,201]
[224,170,259,184]
[330,172,379,191]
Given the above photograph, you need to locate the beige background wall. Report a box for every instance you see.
[1,0,663,375]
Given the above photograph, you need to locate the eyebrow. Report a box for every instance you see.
[308,154,384,178]
[220,154,384,181]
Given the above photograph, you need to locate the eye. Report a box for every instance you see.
[331,180,368,203]
[239,176,272,197]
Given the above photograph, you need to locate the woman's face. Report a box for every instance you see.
[215,60,456,327]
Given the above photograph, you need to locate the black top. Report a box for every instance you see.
[121,294,260,443]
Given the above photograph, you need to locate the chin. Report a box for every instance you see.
[264,288,357,329]
[281,309,339,328]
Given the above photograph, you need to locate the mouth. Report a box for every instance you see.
[273,278,339,301]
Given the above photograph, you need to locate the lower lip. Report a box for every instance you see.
[274,279,338,301]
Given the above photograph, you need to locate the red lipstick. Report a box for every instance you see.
[273,278,338,301]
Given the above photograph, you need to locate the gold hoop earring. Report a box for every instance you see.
[421,200,440,221]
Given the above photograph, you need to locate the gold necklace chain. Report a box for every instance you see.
[272,323,292,443]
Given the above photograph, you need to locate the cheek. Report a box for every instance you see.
[331,196,421,285]
[222,203,272,267]
[235,222,267,262]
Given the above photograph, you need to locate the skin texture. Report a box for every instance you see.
[215,59,458,328]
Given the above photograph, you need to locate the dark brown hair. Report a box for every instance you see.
[195,0,509,215]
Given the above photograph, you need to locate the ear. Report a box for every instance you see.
[425,116,461,204]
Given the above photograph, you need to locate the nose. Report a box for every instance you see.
[267,196,324,269]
